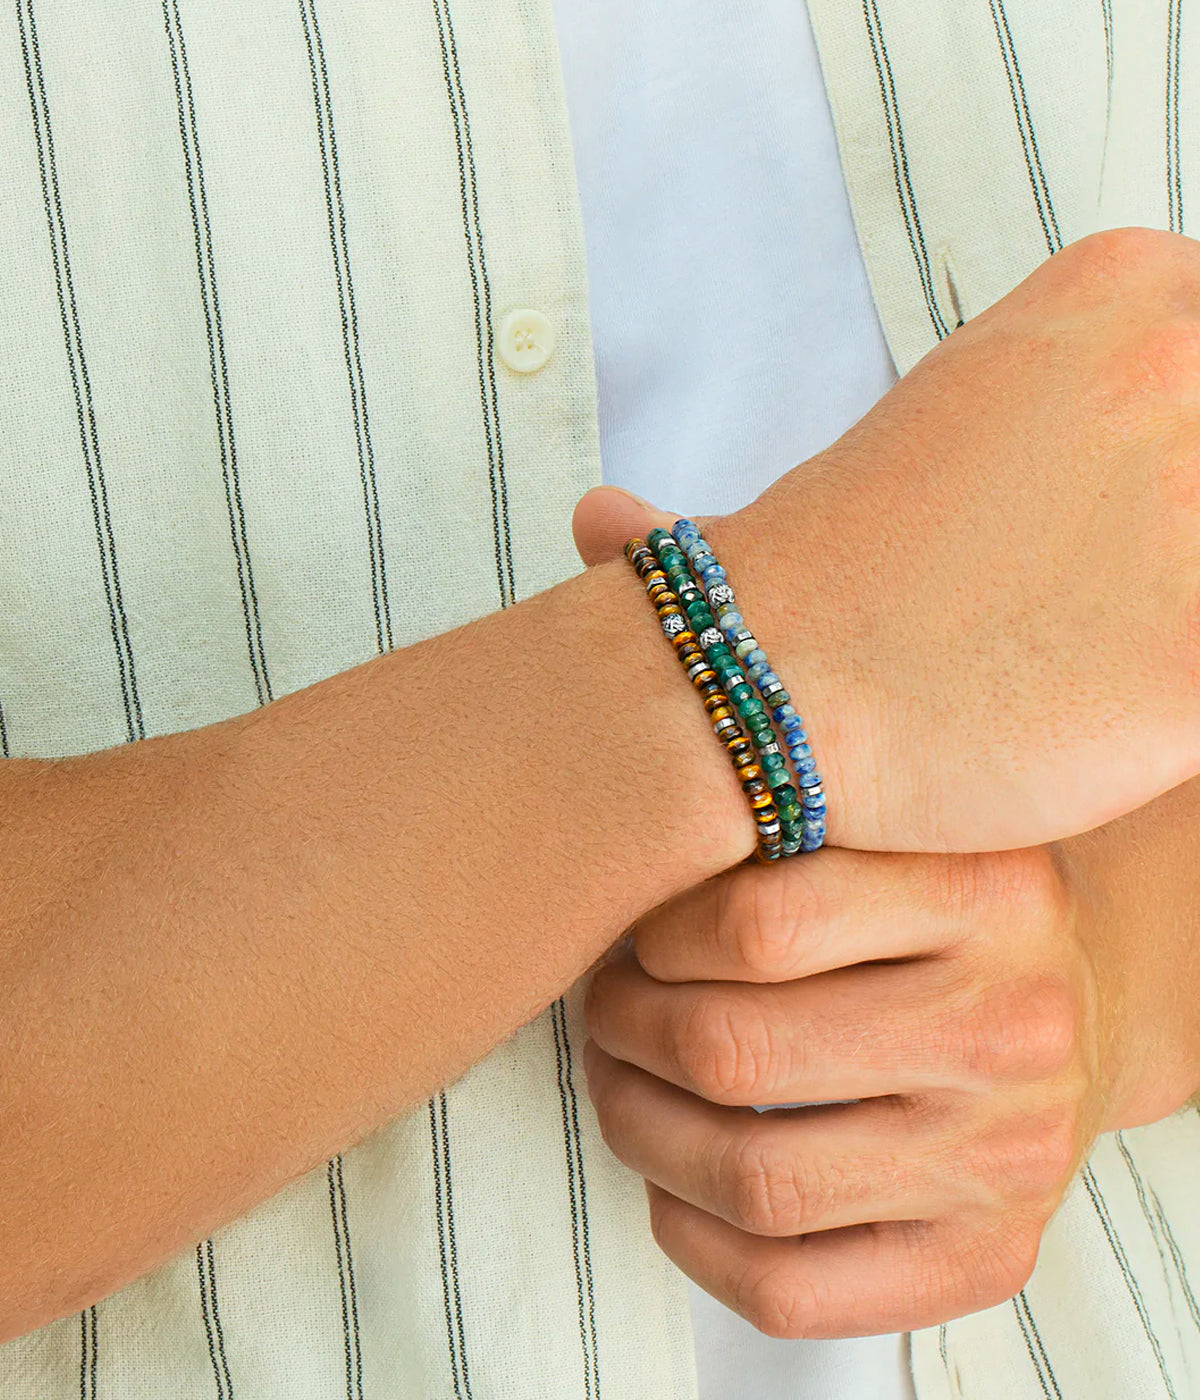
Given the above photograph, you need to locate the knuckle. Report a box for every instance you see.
[724,1131,826,1236]
[1058,226,1196,295]
[732,871,802,979]
[1118,316,1200,400]
[1007,1110,1080,1204]
[954,1222,1043,1312]
[677,993,775,1103]
[965,1110,1079,1211]
[739,1262,824,1340]
[961,974,1080,1083]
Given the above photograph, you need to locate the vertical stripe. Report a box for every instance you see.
[327,1155,364,1400]
[16,0,143,745]
[938,1322,949,1370]
[861,0,952,338]
[1101,0,1114,106]
[431,0,515,608]
[1083,1165,1178,1399]
[551,999,602,1399]
[1012,1290,1062,1399]
[196,1239,235,1399]
[1150,1186,1200,1337]
[297,0,393,656]
[1168,0,1185,232]
[428,1098,463,1400]
[0,697,9,758]
[1117,1132,1200,1338]
[162,0,272,706]
[77,1305,97,1400]
[987,0,1063,253]
[429,1092,472,1399]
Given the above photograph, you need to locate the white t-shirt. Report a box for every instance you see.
[550,0,913,1397]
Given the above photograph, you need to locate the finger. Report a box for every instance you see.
[586,949,997,1104]
[644,1181,1040,1339]
[633,848,1039,984]
[571,486,680,566]
[584,1042,988,1237]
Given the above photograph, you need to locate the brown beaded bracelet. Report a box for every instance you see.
[625,538,783,863]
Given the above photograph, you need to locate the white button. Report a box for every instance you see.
[497,308,555,373]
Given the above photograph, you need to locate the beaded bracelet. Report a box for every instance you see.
[625,538,784,863]
[644,528,804,856]
[667,520,827,852]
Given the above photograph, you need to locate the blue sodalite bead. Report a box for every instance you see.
[660,516,827,853]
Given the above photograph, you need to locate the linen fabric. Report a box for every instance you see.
[0,2,1197,1398]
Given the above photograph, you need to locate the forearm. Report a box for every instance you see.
[0,549,764,1339]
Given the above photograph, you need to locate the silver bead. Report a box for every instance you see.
[698,627,722,649]
[661,613,686,636]
[707,583,735,606]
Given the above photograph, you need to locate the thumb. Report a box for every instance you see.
[571,485,681,567]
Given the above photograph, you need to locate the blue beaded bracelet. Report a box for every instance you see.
[670,519,827,853]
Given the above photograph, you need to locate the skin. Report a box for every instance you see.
[5,226,1200,1341]
[573,230,1200,1339]
[581,783,1200,1338]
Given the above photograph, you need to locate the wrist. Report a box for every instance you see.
[705,493,896,850]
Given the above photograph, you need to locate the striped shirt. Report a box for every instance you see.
[0,1,1198,1396]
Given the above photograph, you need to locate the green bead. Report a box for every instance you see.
[774,783,798,804]
[778,802,803,823]
[728,682,752,704]
[738,696,764,717]
[763,753,787,773]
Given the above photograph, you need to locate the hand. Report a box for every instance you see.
[581,796,1200,1339]
[576,227,1200,852]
